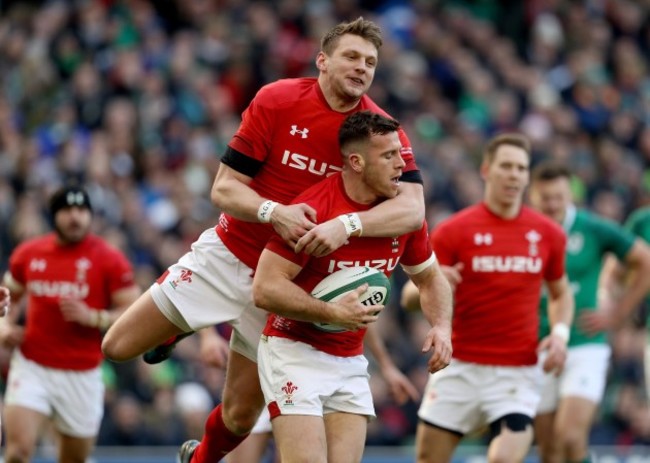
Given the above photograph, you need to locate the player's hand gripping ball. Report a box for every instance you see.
[311,266,391,332]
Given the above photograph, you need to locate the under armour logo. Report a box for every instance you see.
[290,125,309,139]
[29,259,47,272]
[474,233,493,246]
[66,191,86,206]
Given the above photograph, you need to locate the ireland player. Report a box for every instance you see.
[529,161,650,463]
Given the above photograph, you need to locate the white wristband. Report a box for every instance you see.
[257,200,279,223]
[551,322,570,344]
[337,213,363,237]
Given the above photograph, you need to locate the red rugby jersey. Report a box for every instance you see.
[7,233,135,369]
[262,173,433,357]
[217,77,419,269]
[431,203,566,366]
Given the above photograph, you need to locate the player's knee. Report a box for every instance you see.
[223,401,265,435]
[101,330,130,362]
[4,447,31,463]
[558,427,588,456]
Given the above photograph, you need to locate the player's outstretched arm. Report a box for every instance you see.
[364,324,420,404]
[198,328,230,369]
[539,275,573,375]
[401,262,463,312]
[581,239,650,333]
[252,249,381,331]
[408,262,453,373]
[211,163,317,245]
[400,279,421,311]
[0,286,10,318]
[295,182,425,257]
[0,274,25,348]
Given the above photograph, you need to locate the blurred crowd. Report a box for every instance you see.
[1,0,650,451]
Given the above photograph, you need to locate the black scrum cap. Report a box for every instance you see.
[49,186,93,217]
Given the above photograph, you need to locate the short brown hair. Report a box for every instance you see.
[531,160,572,183]
[321,17,383,55]
[483,133,531,163]
[339,111,399,154]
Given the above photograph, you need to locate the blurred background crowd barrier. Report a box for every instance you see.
[1,0,650,456]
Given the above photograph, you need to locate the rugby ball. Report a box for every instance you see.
[310,266,391,333]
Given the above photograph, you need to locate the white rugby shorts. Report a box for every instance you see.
[150,227,268,361]
[258,336,375,418]
[537,343,611,413]
[418,359,542,435]
[4,350,104,438]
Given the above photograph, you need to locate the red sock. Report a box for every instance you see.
[192,403,250,463]
[160,335,178,346]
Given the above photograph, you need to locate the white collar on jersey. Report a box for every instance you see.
[562,203,577,232]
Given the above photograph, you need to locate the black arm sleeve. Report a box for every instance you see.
[221,146,265,178]
[400,169,423,185]
[222,145,423,184]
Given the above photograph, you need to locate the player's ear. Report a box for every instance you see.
[479,159,489,180]
[349,153,365,172]
[316,52,326,71]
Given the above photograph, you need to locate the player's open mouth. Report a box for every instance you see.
[349,77,364,86]
[391,176,400,185]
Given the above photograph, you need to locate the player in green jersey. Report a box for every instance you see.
[528,161,650,463]
[599,206,650,325]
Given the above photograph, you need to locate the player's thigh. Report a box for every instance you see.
[533,411,557,454]
[272,415,327,463]
[483,365,541,425]
[156,228,256,330]
[560,344,610,404]
[418,361,483,434]
[536,352,560,414]
[258,336,373,418]
[415,421,462,463]
[57,434,96,463]
[488,423,534,463]
[102,288,182,360]
[555,396,599,440]
[3,405,48,456]
[325,411,367,463]
[4,352,54,454]
[222,350,265,430]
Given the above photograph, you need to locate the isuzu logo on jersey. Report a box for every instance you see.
[27,280,90,298]
[473,233,493,245]
[327,258,400,273]
[472,256,542,273]
[281,150,342,177]
[289,125,309,139]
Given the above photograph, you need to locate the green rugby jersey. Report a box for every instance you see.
[624,206,650,308]
[540,205,635,346]
[625,206,650,245]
